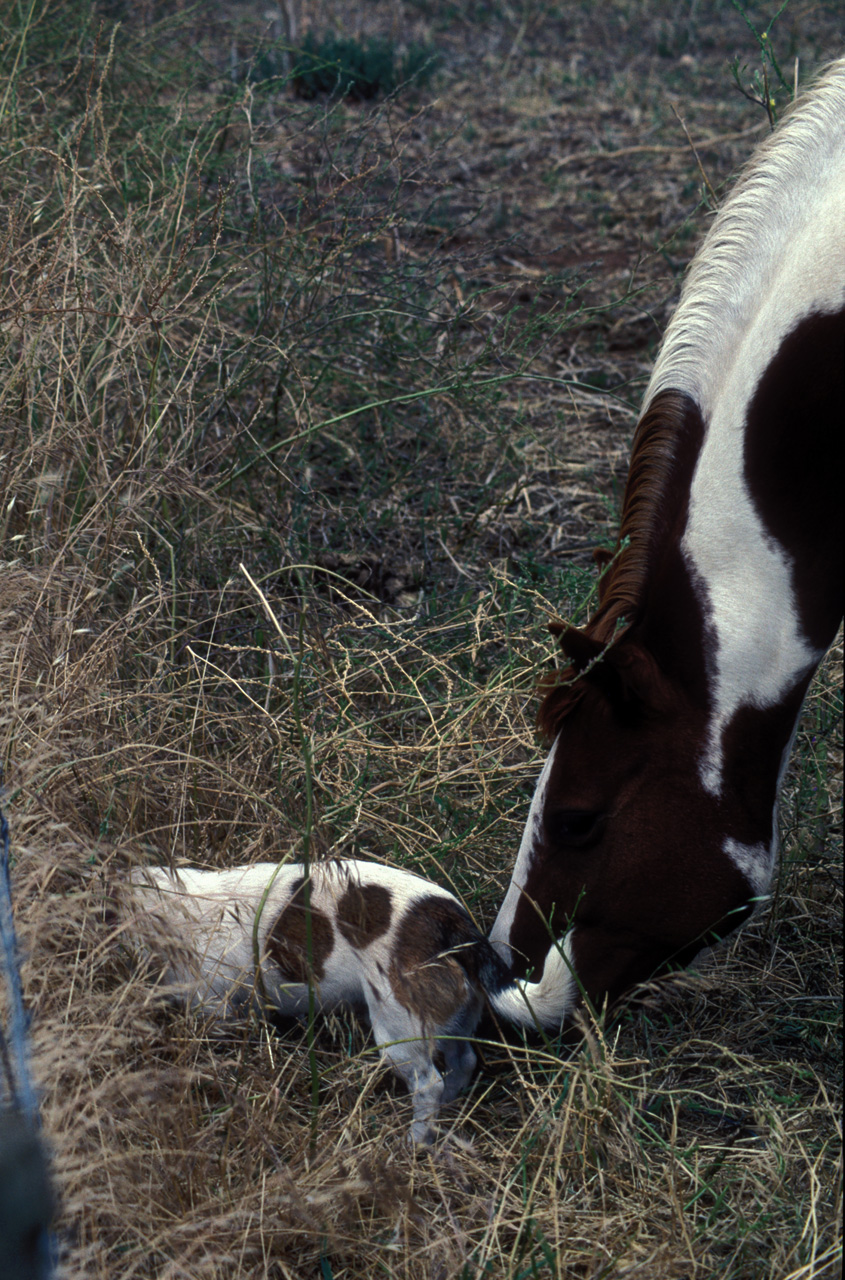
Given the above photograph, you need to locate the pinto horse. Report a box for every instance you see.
[490,60,845,1026]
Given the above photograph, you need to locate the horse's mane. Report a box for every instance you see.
[589,389,697,642]
[536,389,700,740]
[644,58,845,415]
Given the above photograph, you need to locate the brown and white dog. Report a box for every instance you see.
[125,859,571,1143]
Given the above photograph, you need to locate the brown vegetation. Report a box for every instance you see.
[1,2,841,1276]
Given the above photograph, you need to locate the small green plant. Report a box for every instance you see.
[730,0,795,125]
[291,32,439,100]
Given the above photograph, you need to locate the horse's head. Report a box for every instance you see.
[490,625,783,1027]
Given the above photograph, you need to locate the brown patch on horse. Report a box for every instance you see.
[389,896,480,1025]
[720,676,815,847]
[537,389,707,740]
[336,881,393,949]
[743,305,845,650]
[266,878,335,983]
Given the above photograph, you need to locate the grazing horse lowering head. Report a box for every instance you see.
[490,59,845,1027]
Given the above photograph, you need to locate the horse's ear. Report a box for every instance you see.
[551,622,604,670]
[552,624,665,721]
[602,640,666,715]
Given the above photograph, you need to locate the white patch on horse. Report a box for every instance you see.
[490,736,560,963]
[737,716,809,900]
[683,430,823,794]
[699,566,819,902]
[724,836,774,900]
[643,65,845,795]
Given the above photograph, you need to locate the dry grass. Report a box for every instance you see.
[1,2,841,1276]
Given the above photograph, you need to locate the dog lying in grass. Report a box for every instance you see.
[126,859,572,1143]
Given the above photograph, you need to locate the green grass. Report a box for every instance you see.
[285,32,439,99]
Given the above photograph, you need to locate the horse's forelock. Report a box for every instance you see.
[537,627,675,742]
[535,667,584,741]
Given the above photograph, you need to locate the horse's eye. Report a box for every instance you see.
[545,810,604,849]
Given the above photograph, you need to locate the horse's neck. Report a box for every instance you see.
[638,80,845,797]
[647,63,844,652]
